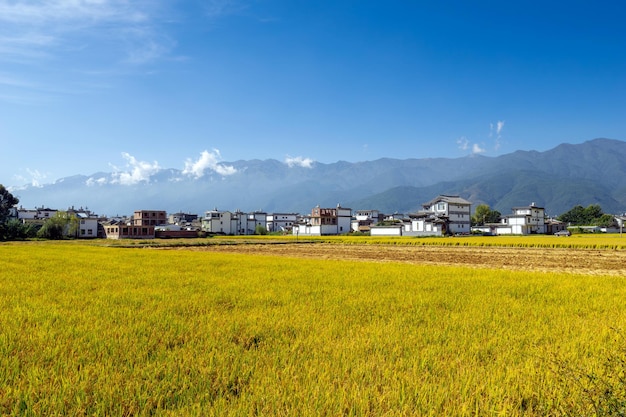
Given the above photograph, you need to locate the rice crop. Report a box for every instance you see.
[1,241,625,415]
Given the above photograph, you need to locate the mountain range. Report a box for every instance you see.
[10,138,626,217]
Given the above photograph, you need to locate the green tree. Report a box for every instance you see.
[0,184,19,241]
[471,204,501,226]
[3,219,37,240]
[254,224,268,235]
[37,211,77,240]
[558,205,585,225]
[558,204,609,226]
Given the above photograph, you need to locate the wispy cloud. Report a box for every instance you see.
[0,1,157,60]
[183,150,237,178]
[285,156,315,168]
[0,1,179,102]
[12,168,49,188]
[456,136,469,151]
[110,152,161,185]
[490,120,505,151]
[459,120,505,155]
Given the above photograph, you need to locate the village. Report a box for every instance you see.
[9,194,604,240]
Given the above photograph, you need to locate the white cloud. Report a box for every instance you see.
[472,143,486,154]
[85,177,108,186]
[183,150,237,178]
[110,152,161,185]
[285,156,315,168]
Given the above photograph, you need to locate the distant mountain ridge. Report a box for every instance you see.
[11,138,626,217]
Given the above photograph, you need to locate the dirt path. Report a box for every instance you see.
[182,243,626,276]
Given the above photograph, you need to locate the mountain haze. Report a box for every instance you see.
[10,138,626,217]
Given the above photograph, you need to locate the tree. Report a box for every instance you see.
[37,211,77,240]
[558,204,609,226]
[3,219,37,240]
[471,204,501,226]
[0,184,19,241]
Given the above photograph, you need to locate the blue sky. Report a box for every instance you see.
[2,0,625,188]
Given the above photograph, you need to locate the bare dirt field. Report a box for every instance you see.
[185,242,626,276]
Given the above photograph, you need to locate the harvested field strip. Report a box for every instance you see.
[178,242,626,276]
[94,234,626,251]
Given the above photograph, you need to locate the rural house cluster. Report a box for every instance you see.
[8,194,607,239]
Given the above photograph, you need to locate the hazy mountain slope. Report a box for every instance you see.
[10,138,626,216]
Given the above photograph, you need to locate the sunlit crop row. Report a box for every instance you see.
[1,242,625,415]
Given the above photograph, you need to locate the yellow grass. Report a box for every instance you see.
[1,241,625,415]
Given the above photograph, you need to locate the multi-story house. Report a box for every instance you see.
[472,202,547,235]
[103,209,164,239]
[202,209,233,234]
[506,203,546,234]
[67,207,99,238]
[102,220,156,239]
[294,205,352,236]
[243,211,268,235]
[133,210,167,227]
[266,213,297,233]
[371,195,471,236]
[422,195,472,235]
[351,210,384,232]
[168,212,198,226]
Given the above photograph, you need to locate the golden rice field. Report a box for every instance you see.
[1,236,626,416]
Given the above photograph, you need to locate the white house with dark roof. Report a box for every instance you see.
[422,195,472,235]
[472,202,547,235]
[351,209,384,232]
[371,195,471,236]
[505,203,546,234]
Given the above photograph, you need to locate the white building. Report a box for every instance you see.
[74,212,99,238]
[202,209,233,234]
[422,195,472,235]
[244,211,268,235]
[351,210,384,232]
[294,205,352,236]
[18,207,57,222]
[371,195,471,236]
[267,213,297,233]
[472,202,547,235]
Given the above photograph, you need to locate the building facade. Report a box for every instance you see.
[294,205,352,236]
[103,220,156,239]
[133,210,167,227]
[202,209,233,234]
[422,195,472,235]
[266,213,297,233]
